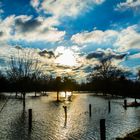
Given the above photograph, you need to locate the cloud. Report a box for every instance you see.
[116,0,140,11]
[0,15,65,44]
[15,16,42,33]
[38,50,55,58]
[0,31,3,36]
[15,46,23,50]
[31,0,105,18]
[115,25,140,52]
[86,51,104,59]
[14,15,65,42]
[86,49,128,60]
[71,25,140,52]
[128,52,140,59]
[0,45,84,79]
[0,16,14,45]
[30,0,40,11]
[71,30,118,45]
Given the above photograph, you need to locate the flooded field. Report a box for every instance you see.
[0,92,140,140]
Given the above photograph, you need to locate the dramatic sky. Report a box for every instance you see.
[0,0,140,81]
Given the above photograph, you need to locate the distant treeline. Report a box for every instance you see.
[1,71,140,99]
[0,52,140,98]
[0,73,79,93]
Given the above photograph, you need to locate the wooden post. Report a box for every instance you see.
[100,119,106,140]
[65,91,67,98]
[57,91,59,101]
[63,106,67,125]
[108,101,111,113]
[124,99,127,110]
[23,92,25,108]
[135,98,137,104]
[89,104,91,117]
[28,109,32,131]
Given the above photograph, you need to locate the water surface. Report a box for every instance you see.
[0,92,140,140]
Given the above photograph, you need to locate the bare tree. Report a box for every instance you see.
[91,59,125,80]
[137,69,140,81]
[7,51,42,108]
[88,58,129,95]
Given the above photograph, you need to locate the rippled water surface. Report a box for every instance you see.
[0,92,140,140]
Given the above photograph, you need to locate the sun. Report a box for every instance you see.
[55,49,77,67]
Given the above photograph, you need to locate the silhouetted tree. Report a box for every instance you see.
[88,58,129,95]
[137,69,140,81]
[0,71,8,93]
[6,51,42,107]
[62,76,77,97]
[55,76,62,101]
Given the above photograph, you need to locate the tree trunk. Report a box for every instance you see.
[15,92,18,98]
[135,98,137,103]
[65,91,67,98]
[71,91,73,96]
[57,91,59,101]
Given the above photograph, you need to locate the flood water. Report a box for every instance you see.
[0,92,140,140]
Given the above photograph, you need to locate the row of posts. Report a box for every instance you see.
[28,99,128,140]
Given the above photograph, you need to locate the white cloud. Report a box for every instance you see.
[129,53,140,59]
[71,25,140,52]
[0,15,15,44]
[71,30,118,44]
[0,15,65,43]
[30,0,40,10]
[31,0,105,18]
[115,25,140,52]
[116,0,140,11]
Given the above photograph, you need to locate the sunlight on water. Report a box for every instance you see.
[0,92,140,140]
[60,91,72,97]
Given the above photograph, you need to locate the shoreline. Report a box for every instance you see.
[116,128,140,140]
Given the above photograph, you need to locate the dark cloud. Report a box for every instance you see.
[15,18,42,33]
[72,65,83,71]
[113,53,127,59]
[86,51,128,60]
[56,65,71,69]
[39,50,55,58]
[86,51,104,59]
[15,46,23,50]
[83,66,93,73]
[0,31,3,37]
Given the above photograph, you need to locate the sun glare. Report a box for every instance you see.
[60,91,72,97]
[55,50,77,67]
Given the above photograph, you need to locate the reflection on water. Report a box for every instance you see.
[0,92,140,140]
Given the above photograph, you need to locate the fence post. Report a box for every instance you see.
[100,119,106,140]
[63,106,67,125]
[108,101,111,113]
[135,98,137,104]
[28,109,32,131]
[89,104,92,117]
[124,99,127,110]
